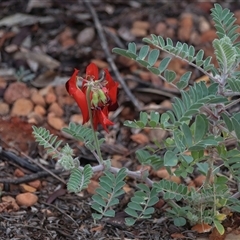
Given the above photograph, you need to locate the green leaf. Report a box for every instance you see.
[213,220,225,235]
[148,49,159,66]
[125,207,138,218]
[148,196,159,206]
[182,123,193,147]
[67,165,93,193]
[158,36,165,47]
[195,49,204,66]
[136,59,150,68]
[176,71,192,89]
[164,69,176,82]
[232,117,240,139]
[143,207,154,215]
[181,154,194,164]
[139,111,148,126]
[128,42,136,54]
[166,38,173,47]
[92,213,102,220]
[92,195,107,207]
[149,111,160,127]
[164,150,178,167]
[103,210,115,217]
[112,48,129,58]
[147,66,160,75]
[194,114,208,143]
[91,203,103,213]
[137,183,150,193]
[125,217,136,226]
[124,120,138,128]
[173,217,186,227]
[138,45,149,60]
[136,149,151,165]
[158,57,171,73]
[128,202,143,211]
[213,36,236,72]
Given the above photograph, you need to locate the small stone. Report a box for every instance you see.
[47,113,65,130]
[28,180,41,190]
[45,92,57,104]
[70,114,83,124]
[199,16,211,33]
[155,22,167,36]
[178,13,193,41]
[31,90,46,107]
[156,168,170,179]
[28,112,43,125]
[4,82,31,104]
[16,192,38,207]
[48,102,64,117]
[155,199,165,209]
[14,169,25,177]
[201,29,217,43]
[55,84,68,97]
[0,102,9,116]
[0,77,7,89]
[235,10,240,25]
[39,86,53,97]
[166,17,178,27]
[130,27,147,37]
[132,21,150,30]
[58,95,75,107]
[194,175,206,187]
[139,71,151,81]
[161,100,172,109]
[168,176,181,184]
[2,195,20,211]
[34,105,46,116]
[130,133,149,144]
[77,27,95,45]
[19,183,37,193]
[11,98,34,116]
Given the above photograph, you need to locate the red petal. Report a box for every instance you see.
[73,90,89,124]
[86,63,99,80]
[66,69,89,124]
[92,107,114,132]
[65,68,79,96]
[104,69,119,103]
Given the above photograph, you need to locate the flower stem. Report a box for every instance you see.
[86,86,104,164]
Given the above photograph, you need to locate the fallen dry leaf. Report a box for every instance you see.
[14,168,25,177]
[19,183,37,193]
[130,133,149,144]
[28,180,41,190]
[171,233,185,239]
[191,223,212,233]
[90,225,104,232]
[87,180,100,195]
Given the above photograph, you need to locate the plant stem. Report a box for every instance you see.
[205,148,214,186]
[86,87,104,164]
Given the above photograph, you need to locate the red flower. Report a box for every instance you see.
[66,63,118,132]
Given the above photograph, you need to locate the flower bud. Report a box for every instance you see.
[98,89,107,104]
[91,91,99,107]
